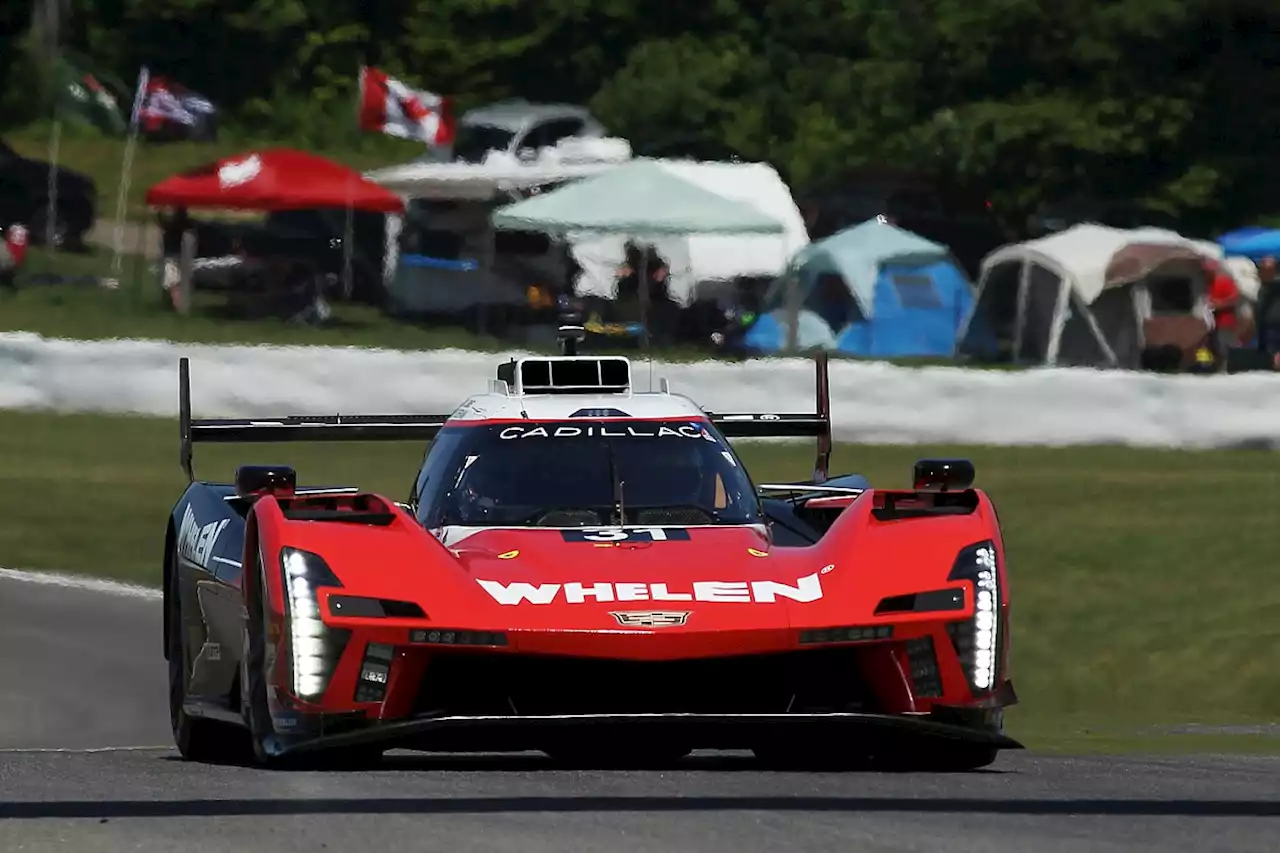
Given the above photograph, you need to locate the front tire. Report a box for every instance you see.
[240,553,382,770]
[242,552,292,767]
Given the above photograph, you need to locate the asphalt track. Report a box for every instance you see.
[1,570,1277,852]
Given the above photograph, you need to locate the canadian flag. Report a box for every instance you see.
[358,66,455,147]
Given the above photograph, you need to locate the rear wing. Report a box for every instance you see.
[178,358,449,481]
[178,351,834,484]
[703,351,833,483]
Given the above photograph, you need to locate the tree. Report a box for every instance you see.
[4,0,1280,230]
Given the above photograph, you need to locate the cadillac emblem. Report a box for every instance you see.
[610,610,691,628]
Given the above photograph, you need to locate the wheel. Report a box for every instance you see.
[240,553,382,770]
[167,556,246,762]
[241,551,292,768]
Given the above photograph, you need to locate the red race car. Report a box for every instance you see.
[165,328,1019,770]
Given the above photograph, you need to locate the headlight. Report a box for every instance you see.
[280,548,348,701]
[946,540,1003,693]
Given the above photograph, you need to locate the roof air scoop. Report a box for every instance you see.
[509,354,631,396]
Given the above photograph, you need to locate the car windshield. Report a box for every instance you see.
[429,421,762,527]
[452,125,516,163]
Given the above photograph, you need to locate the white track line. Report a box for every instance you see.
[0,567,161,600]
[0,746,171,754]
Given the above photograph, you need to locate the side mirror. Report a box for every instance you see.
[235,465,297,500]
[913,458,975,492]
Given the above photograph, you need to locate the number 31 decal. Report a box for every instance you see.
[560,527,691,542]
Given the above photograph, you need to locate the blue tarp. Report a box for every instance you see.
[742,219,975,358]
[1218,227,1280,260]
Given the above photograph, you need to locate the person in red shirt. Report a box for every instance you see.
[1,224,27,290]
[1208,261,1239,333]
[1205,259,1241,368]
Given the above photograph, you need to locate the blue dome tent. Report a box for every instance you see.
[741,219,975,357]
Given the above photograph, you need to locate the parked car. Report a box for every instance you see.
[799,168,1008,279]
[0,140,97,250]
[449,100,606,163]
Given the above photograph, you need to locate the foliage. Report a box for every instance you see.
[3,0,1280,229]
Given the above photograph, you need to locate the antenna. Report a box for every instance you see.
[557,324,585,356]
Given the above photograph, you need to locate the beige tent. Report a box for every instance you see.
[959,224,1224,368]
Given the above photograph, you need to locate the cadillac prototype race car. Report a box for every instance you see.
[165,328,1020,770]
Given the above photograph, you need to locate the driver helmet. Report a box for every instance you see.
[453,454,505,520]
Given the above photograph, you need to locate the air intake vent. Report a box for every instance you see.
[513,357,631,395]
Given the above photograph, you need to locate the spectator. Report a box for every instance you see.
[614,242,679,343]
[158,206,193,257]
[1,224,27,291]
[1206,260,1241,366]
[1256,256,1280,366]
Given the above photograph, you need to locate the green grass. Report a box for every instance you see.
[0,408,1277,753]
[5,124,425,222]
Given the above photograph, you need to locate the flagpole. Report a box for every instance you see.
[44,119,61,252]
[38,0,62,253]
[111,65,148,280]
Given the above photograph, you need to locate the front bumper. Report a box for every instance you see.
[268,708,1023,757]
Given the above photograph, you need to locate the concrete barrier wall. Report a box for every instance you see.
[3,332,1279,448]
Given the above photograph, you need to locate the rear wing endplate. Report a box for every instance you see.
[704,351,833,483]
[178,357,449,482]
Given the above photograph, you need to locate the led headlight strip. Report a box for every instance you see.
[280,548,348,701]
[946,540,1001,693]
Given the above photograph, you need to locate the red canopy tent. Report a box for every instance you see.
[145,148,404,213]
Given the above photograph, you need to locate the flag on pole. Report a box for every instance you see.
[357,66,454,147]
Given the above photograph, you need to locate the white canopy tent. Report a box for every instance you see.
[361,140,633,309]
[490,160,786,328]
[567,160,809,307]
[960,224,1227,367]
[365,140,809,309]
